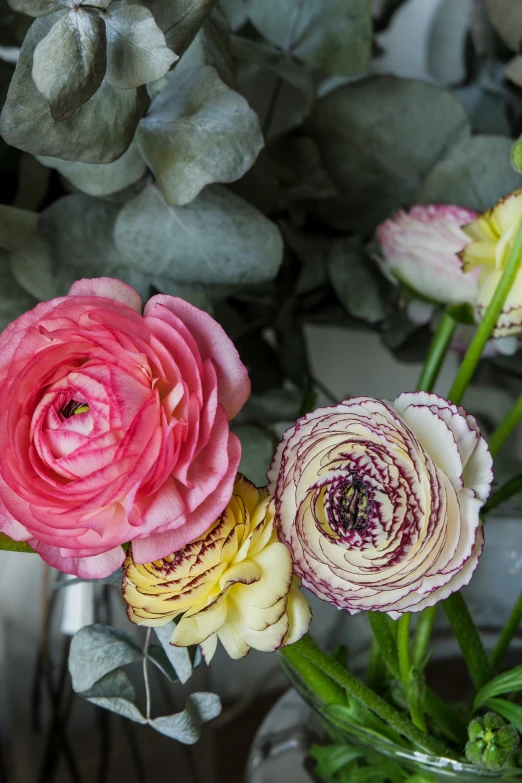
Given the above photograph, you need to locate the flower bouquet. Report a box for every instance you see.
[3,183,522,781]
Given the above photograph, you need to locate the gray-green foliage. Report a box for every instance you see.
[138,65,263,205]
[69,624,221,742]
[32,9,107,121]
[0,15,149,163]
[416,136,522,212]
[245,0,372,77]
[328,239,384,325]
[307,75,471,233]
[428,0,472,87]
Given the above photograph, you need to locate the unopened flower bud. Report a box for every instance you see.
[465,712,520,770]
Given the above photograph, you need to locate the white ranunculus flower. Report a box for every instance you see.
[376,204,479,307]
[268,393,492,618]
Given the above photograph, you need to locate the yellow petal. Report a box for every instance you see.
[171,596,228,646]
[282,579,313,646]
[216,622,251,659]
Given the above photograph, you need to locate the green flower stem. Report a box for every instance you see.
[412,605,437,670]
[416,310,457,393]
[367,636,388,691]
[482,472,522,516]
[448,217,522,406]
[0,533,34,554]
[369,612,467,744]
[398,614,426,731]
[281,644,347,706]
[443,593,491,688]
[488,394,522,457]
[490,591,522,670]
[289,635,455,758]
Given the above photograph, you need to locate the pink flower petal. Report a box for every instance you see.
[68,278,142,313]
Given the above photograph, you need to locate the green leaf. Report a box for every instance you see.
[233,423,276,486]
[329,238,384,324]
[309,744,365,777]
[69,625,143,693]
[416,136,521,213]
[138,65,263,206]
[0,16,149,163]
[82,669,147,723]
[234,387,302,425]
[484,0,522,51]
[7,0,111,15]
[154,622,194,684]
[138,0,217,57]
[37,139,147,197]
[0,204,38,251]
[427,0,472,87]
[105,5,177,90]
[219,0,246,31]
[230,35,316,106]
[179,9,236,89]
[150,692,221,743]
[475,665,522,708]
[308,76,470,233]
[32,9,107,122]
[113,183,283,284]
[245,0,372,77]
[482,699,522,734]
[6,0,66,17]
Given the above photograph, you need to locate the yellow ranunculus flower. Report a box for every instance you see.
[122,475,311,661]
[461,189,522,337]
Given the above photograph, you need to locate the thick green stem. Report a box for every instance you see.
[490,591,522,670]
[412,605,438,670]
[443,593,491,688]
[448,218,522,406]
[281,644,347,705]
[290,635,454,758]
[369,613,467,744]
[482,472,522,517]
[416,310,457,393]
[0,533,34,554]
[398,614,426,731]
[489,394,522,458]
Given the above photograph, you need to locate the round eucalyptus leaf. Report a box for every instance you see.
[307,75,471,233]
[6,0,66,18]
[150,693,222,744]
[114,184,283,284]
[32,8,107,122]
[105,5,177,90]
[0,15,149,163]
[234,423,276,486]
[138,65,263,206]
[246,0,371,77]
[82,670,147,724]
[37,140,147,197]
[219,0,246,31]
[137,0,216,56]
[428,0,472,87]
[484,0,522,51]
[416,135,521,213]
[69,624,142,694]
[329,239,385,324]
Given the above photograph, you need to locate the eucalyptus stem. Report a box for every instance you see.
[143,628,152,721]
[0,533,34,554]
[443,593,491,688]
[412,605,438,670]
[448,217,522,406]
[490,591,522,670]
[416,310,457,393]
[489,394,522,458]
[482,472,522,516]
[287,635,455,758]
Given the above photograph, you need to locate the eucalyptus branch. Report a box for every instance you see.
[143,628,152,721]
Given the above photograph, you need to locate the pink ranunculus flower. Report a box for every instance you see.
[0,278,250,578]
[268,393,493,618]
[376,204,480,307]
